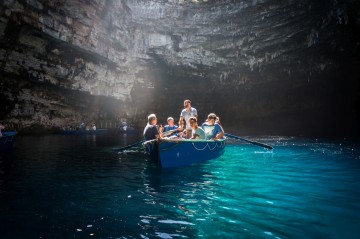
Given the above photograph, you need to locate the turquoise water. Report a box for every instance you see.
[0,135,359,238]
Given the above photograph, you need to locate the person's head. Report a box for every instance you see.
[167,117,174,126]
[147,113,157,125]
[189,116,198,128]
[207,113,218,125]
[183,99,191,109]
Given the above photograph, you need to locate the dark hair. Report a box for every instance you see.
[189,116,197,123]
[207,113,217,120]
[208,113,221,125]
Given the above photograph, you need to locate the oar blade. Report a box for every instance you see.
[225,133,273,150]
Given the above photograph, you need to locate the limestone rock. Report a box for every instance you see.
[0,0,358,136]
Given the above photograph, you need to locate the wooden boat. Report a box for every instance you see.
[57,129,108,135]
[145,138,226,168]
[0,131,17,151]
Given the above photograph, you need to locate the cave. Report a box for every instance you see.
[0,0,359,137]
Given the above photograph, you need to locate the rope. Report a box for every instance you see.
[191,141,208,150]
[191,139,225,151]
[207,141,218,150]
[156,139,225,152]
[216,140,225,148]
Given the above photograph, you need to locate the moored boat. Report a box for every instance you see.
[0,131,17,151]
[145,138,226,168]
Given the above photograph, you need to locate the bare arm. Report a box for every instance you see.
[212,132,224,140]
[212,124,224,140]
[178,116,184,130]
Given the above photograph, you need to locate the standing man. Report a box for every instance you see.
[179,99,197,139]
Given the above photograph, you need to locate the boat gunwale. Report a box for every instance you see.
[158,138,226,144]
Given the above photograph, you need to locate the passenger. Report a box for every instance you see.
[92,123,96,131]
[201,113,224,140]
[143,114,162,141]
[178,99,198,139]
[163,117,178,137]
[85,124,90,131]
[189,117,205,140]
[0,123,4,137]
[79,122,85,130]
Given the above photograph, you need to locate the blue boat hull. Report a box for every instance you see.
[0,131,17,151]
[147,139,226,168]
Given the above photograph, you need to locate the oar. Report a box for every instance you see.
[162,128,178,137]
[113,140,145,152]
[143,138,158,145]
[224,133,273,150]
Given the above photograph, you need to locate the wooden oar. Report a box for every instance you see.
[162,128,179,137]
[224,133,273,150]
[113,140,145,152]
[143,138,158,145]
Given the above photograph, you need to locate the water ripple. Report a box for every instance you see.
[1,135,359,238]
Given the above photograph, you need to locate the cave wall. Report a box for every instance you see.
[0,0,359,136]
[0,0,139,130]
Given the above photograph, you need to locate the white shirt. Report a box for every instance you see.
[180,107,197,129]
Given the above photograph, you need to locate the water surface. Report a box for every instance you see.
[0,135,359,238]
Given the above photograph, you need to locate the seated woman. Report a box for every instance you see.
[201,113,224,140]
[189,117,206,140]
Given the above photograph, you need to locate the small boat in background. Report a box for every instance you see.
[0,131,17,151]
[117,122,137,135]
[145,138,226,168]
[57,129,108,135]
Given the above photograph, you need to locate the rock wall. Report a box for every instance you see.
[0,0,359,136]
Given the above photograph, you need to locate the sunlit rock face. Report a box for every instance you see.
[0,0,359,136]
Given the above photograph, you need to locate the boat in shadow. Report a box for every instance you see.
[0,131,17,151]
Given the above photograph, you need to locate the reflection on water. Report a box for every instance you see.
[0,135,359,238]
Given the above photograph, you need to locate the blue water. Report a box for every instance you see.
[0,135,359,239]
